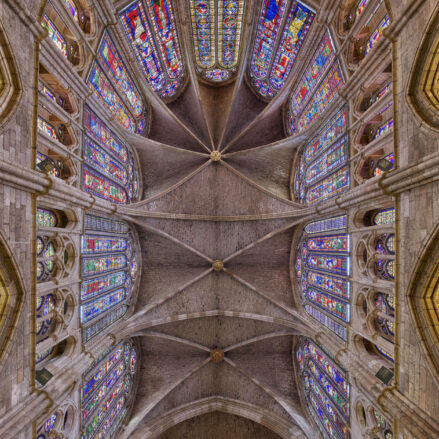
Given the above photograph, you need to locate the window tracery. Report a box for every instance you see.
[120,0,185,100]
[297,339,350,438]
[188,0,246,83]
[81,214,138,343]
[81,340,137,439]
[248,0,315,99]
[295,215,350,340]
[82,106,141,204]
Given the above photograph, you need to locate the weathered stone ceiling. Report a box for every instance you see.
[112,0,333,437]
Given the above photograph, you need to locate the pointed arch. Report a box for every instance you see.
[0,230,25,369]
[408,4,439,129]
[0,17,21,127]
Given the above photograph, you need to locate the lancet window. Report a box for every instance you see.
[287,30,344,134]
[81,340,137,439]
[188,0,246,83]
[81,214,138,343]
[297,339,350,439]
[295,215,350,340]
[120,0,185,100]
[82,106,141,204]
[87,33,147,134]
[293,107,349,204]
[248,0,315,99]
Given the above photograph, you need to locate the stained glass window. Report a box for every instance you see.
[294,61,344,133]
[41,15,68,58]
[80,214,138,342]
[373,408,394,438]
[293,106,348,205]
[374,119,393,140]
[97,33,144,118]
[364,15,390,56]
[249,0,315,98]
[88,63,136,133]
[120,0,185,99]
[306,166,349,205]
[36,236,57,283]
[83,106,140,204]
[36,293,56,342]
[375,233,395,281]
[375,292,395,343]
[373,153,394,177]
[297,217,350,339]
[289,31,335,118]
[189,0,245,82]
[87,31,146,134]
[304,215,347,234]
[372,208,395,226]
[356,0,369,18]
[36,208,58,228]
[38,81,57,103]
[63,0,79,22]
[37,116,59,141]
[297,340,350,439]
[81,341,136,439]
[304,108,347,164]
[36,412,58,439]
[304,137,348,186]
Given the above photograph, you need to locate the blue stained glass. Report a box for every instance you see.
[307,288,349,322]
[81,342,137,439]
[268,2,315,90]
[84,137,128,186]
[295,61,344,133]
[304,109,347,164]
[304,137,348,185]
[219,0,245,69]
[97,33,144,117]
[306,253,349,276]
[305,305,347,340]
[120,0,184,99]
[120,2,166,92]
[306,166,349,204]
[304,215,347,234]
[88,62,136,132]
[250,0,315,97]
[306,271,350,300]
[250,0,288,80]
[190,0,215,68]
[81,289,126,323]
[299,341,350,439]
[144,0,184,79]
[290,31,335,116]
[365,15,390,56]
[81,271,126,301]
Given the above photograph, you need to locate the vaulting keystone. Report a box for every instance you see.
[212,260,224,271]
[210,349,224,363]
[210,150,221,162]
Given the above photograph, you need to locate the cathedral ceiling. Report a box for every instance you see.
[109,0,333,436]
